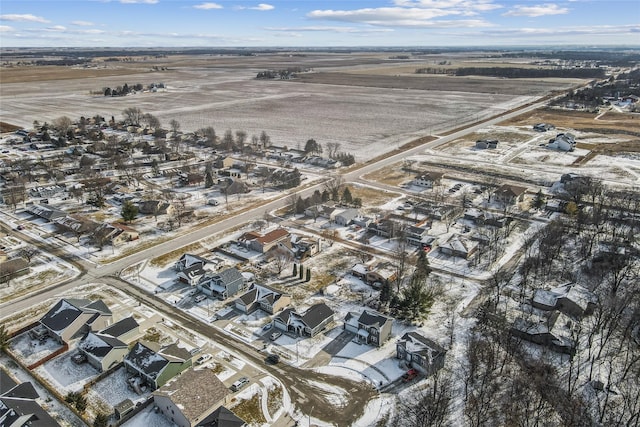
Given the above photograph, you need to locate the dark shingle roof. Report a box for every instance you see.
[358,310,391,328]
[196,406,246,427]
[40,299,88,332]
[0,370,17,394]
[125,342,169,378]
[100,316,139,338]
[80,333,127,358]
[302,303,334,329]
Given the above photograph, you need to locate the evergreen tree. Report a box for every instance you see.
[299,264,304,279]
[121,200,138,223]
[533,189,546,210]
[305,268,311,282]
[292,263,298,277]
[205,171,214,188]
[93,413,109,427]
[342,187,353,205]
[379,282,392,304]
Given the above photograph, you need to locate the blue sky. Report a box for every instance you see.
[0,0,638,47]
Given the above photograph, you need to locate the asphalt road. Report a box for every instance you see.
[1,94,555,425]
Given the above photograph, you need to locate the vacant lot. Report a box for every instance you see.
[499,108,640,134]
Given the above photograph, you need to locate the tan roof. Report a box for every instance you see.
[154,368,229,423]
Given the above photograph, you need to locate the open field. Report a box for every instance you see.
[499,108,640,134]
[0,53,577,162]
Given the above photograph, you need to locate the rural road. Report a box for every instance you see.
[1,94,553,425]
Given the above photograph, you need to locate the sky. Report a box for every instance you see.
[0,0,638,48]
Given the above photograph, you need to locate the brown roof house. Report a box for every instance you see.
[93,222,139,246]
[234,283,291,315]
[344,309,393,347]
[39,299,112,344]
[238,228,290,253]
[272,303,334,338]
[494,184,527,205]
[153,368,239,427]
[396,332,446,377]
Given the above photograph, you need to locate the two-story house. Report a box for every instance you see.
[234,284,291,315]
[272,303,334,338]
[396,331,446,376]
[344,309,393,347]
[197,268,246,300]
[174,254,216,286]
[124,342,192,390]
[78,332,128,372]
[39,299,112,344]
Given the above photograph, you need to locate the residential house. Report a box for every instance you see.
[0,370,61,427]
[25,204,66,221]
[78,332,128,372]
[235,284,291,315]
[195,406,246,427]
[197,268,246,300]
[214,156,234,169]
[533,123,555,132]
[547,133,576,152]
[124,342,192,390]
[291,236,321,260]
[100,316,140,343]
[396,332,446,377]
[344,309,393,347]
[39,299,112,344]
[93,223,139,246]
[175,254,216,286]
[413,172,444,189]
[406,221,432,246]
[532,283,596,318]
[138,200,171,216]
[510,311,576,355]
[153,368,236,427]
[304,204,338,221]
[367,218,394,238]
[365,262,397,287]
[238,228,290,253]
[334,208,360,226]
[494,184,527,205]
[439,235,478,259]
[475,139,498,149]
[350,263,369,281]
[272,303,334,337]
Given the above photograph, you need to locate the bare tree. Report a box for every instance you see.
[323,176,344,201]
[122,107,143,126]
[268,250,293,276]
[326,142,341,159]
[53,116,73,136]
[235,130,247,151]
[18,245,40,264]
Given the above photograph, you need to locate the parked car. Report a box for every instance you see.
[402,368,419,382]
[269,331,282,341]
[266,353,280,364]
[194,294,207,303]
[231,377,250,392]
[195,354,212,365]
[71,352,87,364]
[262,323,272,332]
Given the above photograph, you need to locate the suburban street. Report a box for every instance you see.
[1,94,553,425]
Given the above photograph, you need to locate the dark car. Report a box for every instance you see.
[266,353,280,364]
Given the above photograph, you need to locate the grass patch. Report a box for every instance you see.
[230,393,266,425]
[150,242,203,268]
[266,385,283,417]
[140,327,172,344]
[499,107,639,133]
[346,182,399,204]
[209,363,225,375]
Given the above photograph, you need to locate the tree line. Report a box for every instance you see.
[415,66,606,79]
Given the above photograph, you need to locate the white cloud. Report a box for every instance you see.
[45,25,67,32]
[0,25,14,32]
[194,2,223,10]
[503,3,569,17]
[307,7,496,27]
[393,0,501,12]
[252,3,274,11]
[120,0,159,4]
[0,14,49,23]
[71,20,95,26]
[482,24,640,37]
[265,26,394,33]
[235,3,275,11]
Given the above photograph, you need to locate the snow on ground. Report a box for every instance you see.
[90,366,148,407]
[352,395,396,427]
[35,352,98,393]
[9,332,64,366]
[304,379,349,408]
[122,406,175,427]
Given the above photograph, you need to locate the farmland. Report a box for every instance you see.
[0,52,578,162]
